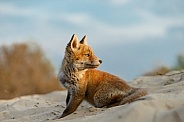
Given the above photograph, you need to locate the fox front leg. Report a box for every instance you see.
[58,91,85,118]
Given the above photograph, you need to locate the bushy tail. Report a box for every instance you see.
[120,88,148,105]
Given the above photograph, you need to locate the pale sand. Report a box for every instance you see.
[0,70,184,122]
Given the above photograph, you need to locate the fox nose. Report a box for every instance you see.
[99,60,102,64]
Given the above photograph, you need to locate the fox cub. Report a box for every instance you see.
[57,34,147,118]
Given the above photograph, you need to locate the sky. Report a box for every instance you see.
[0,0,184,80]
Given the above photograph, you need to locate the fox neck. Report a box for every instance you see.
[60,57,86,82]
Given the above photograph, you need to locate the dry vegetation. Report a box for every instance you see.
[0,42,62,99]
[143,66,171,76]
[143,54,184,76]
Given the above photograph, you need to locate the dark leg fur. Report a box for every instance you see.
[66,91,70,106]
[58,91,85,119]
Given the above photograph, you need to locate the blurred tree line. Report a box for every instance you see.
[143,54,184,76]
[0,42,62,99]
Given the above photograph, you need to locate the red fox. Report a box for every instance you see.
[57,34,147,118]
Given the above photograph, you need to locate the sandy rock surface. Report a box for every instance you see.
[0,70,184,122]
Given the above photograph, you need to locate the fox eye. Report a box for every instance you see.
[84,54,90,57]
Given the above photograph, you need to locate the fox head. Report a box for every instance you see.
[64,34,102,71]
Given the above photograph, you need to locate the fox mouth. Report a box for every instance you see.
[85,64,99,68]
[75,63,100,70]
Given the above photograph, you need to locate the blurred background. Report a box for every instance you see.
[0,0,184,99]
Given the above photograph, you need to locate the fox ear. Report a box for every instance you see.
[80,35,87,45]
[69,34,79,50]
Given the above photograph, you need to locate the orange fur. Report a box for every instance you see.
[57,34,147,118]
